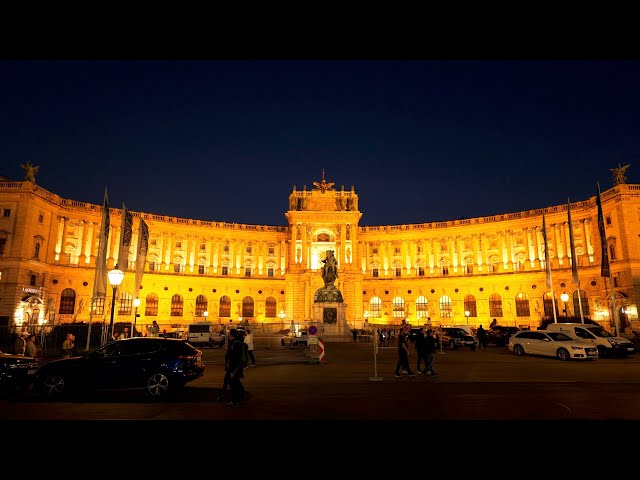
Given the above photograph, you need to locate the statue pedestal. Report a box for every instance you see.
[312,302,348,337]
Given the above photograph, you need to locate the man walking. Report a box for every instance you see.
[223,328,246,407]
[477,324,487,351]
[394,330,415,377]
[415,327,428,373]
[422,329,438,376]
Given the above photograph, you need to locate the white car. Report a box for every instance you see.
[508,330,598,361]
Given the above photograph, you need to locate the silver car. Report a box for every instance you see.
[508,330,598,361]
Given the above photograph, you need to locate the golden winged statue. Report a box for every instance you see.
[611,163,630,186]
[20,162,40,183]
[313,168,335,193]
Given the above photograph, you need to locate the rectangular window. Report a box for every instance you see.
[38,213,44,223]
[394,247,401,255]
[372,248,378,255]
[609,244,617,261]
[222,266,229,276]
[395,268,401,277]
[198,265,205,275]
[3,209,10,217]
[613,275,620,288]
[245,267,252,277]
[268,246,275,255]
[223,245,230,253]
[0,238,5,255]
[418,267,425,276]
[441,266,449,276]
[174,263,181,273]
[175,241,182,249]
[606,216,612,226]
[200,242,206,251]
[372,268,379,278]
[93,297,105,316]
[417,245,423,254]
[267,267,274,277]
[246,246,252,254]
[34,242,40,259]
[151,238,157,246]
[148,261,155,272]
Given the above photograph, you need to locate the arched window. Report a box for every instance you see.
[392,297,405,319]
[242,296,254,318]
[572,290,590,317]
[118,291,132,315]
[489,293,503,317]
[265,297,277,317]
[439,295,452,318]
[543,291,557,318]
[145,293,158,316]
[219,295,231,318]
[195,295,208,317]
[416,296,428,319]
[171,294,183,316]
[370,297,382,318]
[464,294,477,317]
[59,288,76,315]
[515,292,530,317]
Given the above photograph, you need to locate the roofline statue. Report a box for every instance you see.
[20,162,40,183]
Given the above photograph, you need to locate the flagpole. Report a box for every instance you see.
[542,214,558,323]
[86,188,108,351]
[567,198,584,324]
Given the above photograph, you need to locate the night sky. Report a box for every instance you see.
[1,60,639,226]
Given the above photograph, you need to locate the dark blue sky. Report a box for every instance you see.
[1,60,639,226]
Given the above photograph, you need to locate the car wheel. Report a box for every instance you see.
[513,344,525,356]
[597,345,608,358]
[557,348,570,361]
[146,372,170,398]
[39,374,66,399]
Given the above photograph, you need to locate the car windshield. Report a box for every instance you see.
[547,332,573,341]
[450,329,467,335]
[587,327,613,338]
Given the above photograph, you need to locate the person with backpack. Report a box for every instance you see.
[221,328,246,407]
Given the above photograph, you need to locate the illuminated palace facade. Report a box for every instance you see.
[1,173,639,334]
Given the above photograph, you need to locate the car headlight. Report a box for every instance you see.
[570,346,585,351]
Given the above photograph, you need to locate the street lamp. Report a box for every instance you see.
[132,297,140,338]
[560,292,570,319]
[465,310,470,325]
[107,268,125,342]
[204,310,209,321]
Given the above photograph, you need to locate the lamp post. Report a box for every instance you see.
[204,310,209,321]
[107,268,125,342]
[560,292,569,319]
[132,297,140,338]
[465,310,470,325]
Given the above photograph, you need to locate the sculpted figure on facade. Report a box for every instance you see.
[20,162,39,183]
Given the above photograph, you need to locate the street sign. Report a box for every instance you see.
[309,325,318,335]
[308,335,318,344]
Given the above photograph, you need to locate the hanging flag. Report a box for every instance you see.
[567,199,580,284]
[596,183,610,277]
[134,217,149,301]
[117,203,133,270]
[542,214,552,288]
[94,188,110,298]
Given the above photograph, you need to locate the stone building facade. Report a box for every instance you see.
[1,174,638,335]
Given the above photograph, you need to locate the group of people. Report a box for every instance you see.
[13,330,39,357]
[394,327,438,377]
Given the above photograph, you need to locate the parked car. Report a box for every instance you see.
[0,350,39,394]
[209,332,226,348]
[437,327,477,350]
[508,330,598,361]
[485,326,521,347]
[33,337,205,400]
[546,323,635,358]
[281,331,308,346]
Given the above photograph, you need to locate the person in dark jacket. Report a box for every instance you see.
[422,330,438,375]
[414,327,428,373]
[476,324,487,351]
[394,331,415,377]
[223,328,245,407]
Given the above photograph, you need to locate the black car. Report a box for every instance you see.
[34,337,205,400]
[0,350,39,394]
[486,326,521,347]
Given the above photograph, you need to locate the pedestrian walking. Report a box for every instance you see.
[394,330,415,377]
[14,331,28,355]
[222,328,245,407]
[61,333,75,358]
[477,324,487,351]
[25,334,38,357]
[414,327,428,373]
[422,329,438,376]
[244,328,256,367]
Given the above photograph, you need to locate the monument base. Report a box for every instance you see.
[312,302,349,337]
